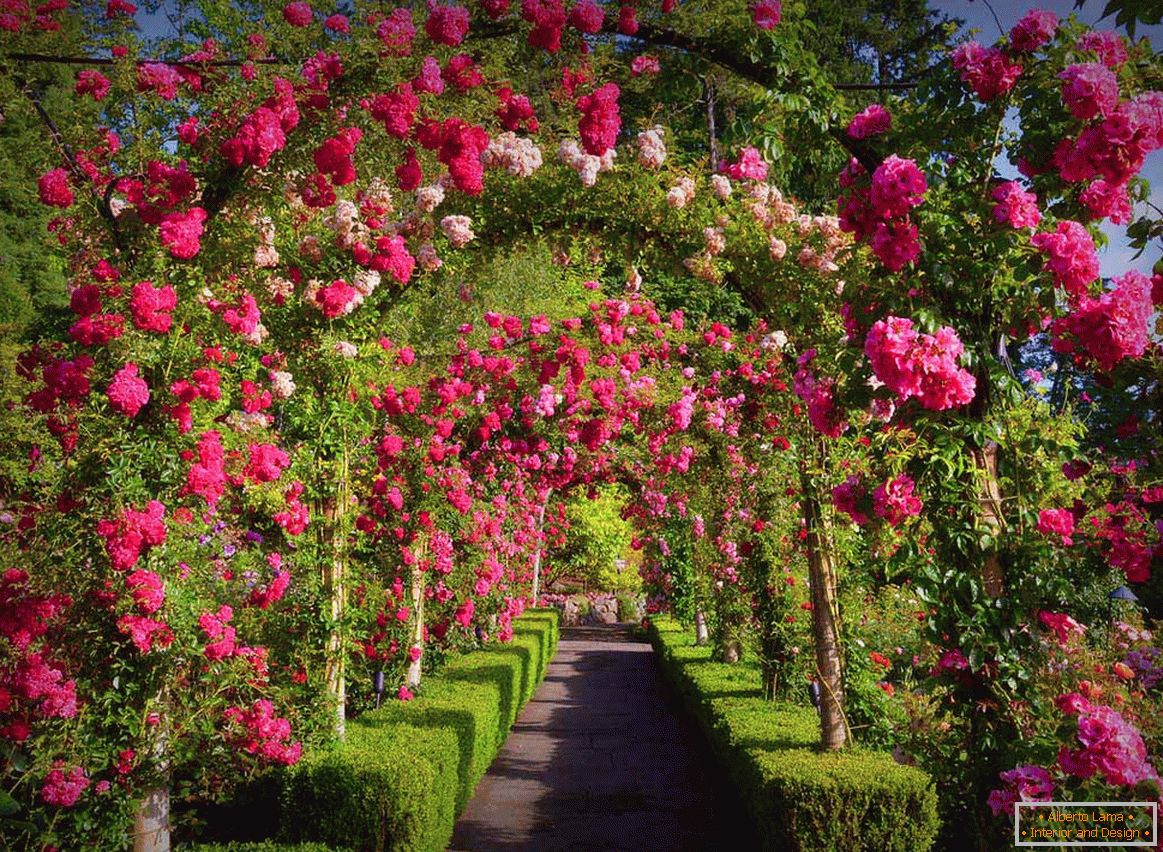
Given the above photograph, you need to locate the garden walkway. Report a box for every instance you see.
[449,624,751,851]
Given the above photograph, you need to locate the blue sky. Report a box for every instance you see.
[932,0,1162,277]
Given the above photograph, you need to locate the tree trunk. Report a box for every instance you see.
[705,77,718,169]
[972,443,1005,598]
[531,494,548,605]
[407,532,428,689]
[694,609,709,645]
[800,446,847,750]
[132,786,170,852]
[133,712,170,851]
[321,457,349,740]
[761,664,779,701]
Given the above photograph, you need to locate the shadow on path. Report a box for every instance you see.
[449,624,754,851]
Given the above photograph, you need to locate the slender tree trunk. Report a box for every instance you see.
[321,454,349,740]
[800,444,847,750]
[407,532,428,688]
[694,609,709,645]
[972,443,1006,598]
[705,77,718,169]
[761,663,779,701]
[531,493,549,604]
[132,786,170,852]
[133,709,170,851]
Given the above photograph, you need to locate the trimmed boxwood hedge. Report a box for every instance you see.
[191,844,335,851]
[648,616,939,852]
[279,608,560,852]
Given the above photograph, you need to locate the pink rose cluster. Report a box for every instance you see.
[248,554,291,609]
[792,349,847,438]
[425,3,469,46]
[1056,694,1160,789]
[751,0,780,30]
[366,83,419,139]
[200,605,237,661]
[720,146,768,182]
[1059,63,1120,121]
[129,281,177,333]
[274,481,310,535]
[1053,91,1163,189]
[41,763,90,808]
[282,2,312,26]
[159,206,207,259]
[1009,9,1057,52]
[187,430,227,508]
[75,69,112,101]
[831,476,869,525]
[313,126,362,186]
[37,167,74,208]
[1050,270,1152,372]
[418,117,491,195]
[951,41,1023,103]
[377,7,417,54]
[220,78,300,169]
[838,155,927,271]
[106,362,150,418]
[986,765,1054,817]
[521,0,567,53]
[245,442,290,484]
[568,0,602,33]
[832,473,922,527]
[96,500,167,572]
[864,316,975,410]
[873,474,923,526]
[1037,508,1075,546]
[846,104,891,140]
[224,699,302,765]
[577,83,622,156]
[496,87,538,133]
[136,63,184,101]
[1037,610,1085,645]
[991,181,1041,229]
[1076,30,1127,69]
[1031,221,1099,300]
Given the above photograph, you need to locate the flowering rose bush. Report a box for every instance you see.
[0,1,1159,849]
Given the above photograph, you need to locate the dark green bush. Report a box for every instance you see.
[279,609,559,852]
[648,616,938,852]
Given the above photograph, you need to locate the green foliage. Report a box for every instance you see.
[1081,0,1163,37]
[552,486,639,592]
[616,593,640,622]
[188,843,337,851]
[278,610,559,852]
[0,59,75,343]
[282,723,456,852]
[649,616,939,852]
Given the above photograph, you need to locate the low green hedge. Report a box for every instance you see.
[190,844,335,851]
[281,608,560,852]
[648,616,938,852]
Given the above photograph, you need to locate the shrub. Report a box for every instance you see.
[189,843,337,851]
[648,616,938,852]
[278,610,559,852]
[616,593,639,622]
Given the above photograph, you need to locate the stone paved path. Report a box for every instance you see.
[449,624,749,851]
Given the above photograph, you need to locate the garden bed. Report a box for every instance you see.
[648,616,939,852]
[193,609,559,852]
